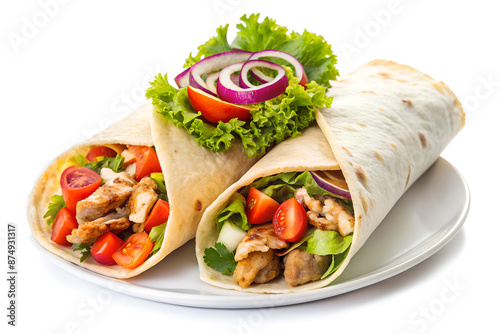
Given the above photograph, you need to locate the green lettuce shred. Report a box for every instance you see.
[216,193,250,233]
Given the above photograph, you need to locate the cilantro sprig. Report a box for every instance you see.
[203,242,237,274]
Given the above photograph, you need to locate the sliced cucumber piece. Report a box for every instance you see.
[217,221,247,253]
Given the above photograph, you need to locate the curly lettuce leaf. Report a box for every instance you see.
[146,68,331,157]
[189,14,338,86]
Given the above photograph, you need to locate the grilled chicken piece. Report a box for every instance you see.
[127,177,158,223]
[295,187,354,236]
[234,223,289,262]
[67,211,130,245]
[283,249,331,287]
[233,250,280,288]
[76,172,137,224]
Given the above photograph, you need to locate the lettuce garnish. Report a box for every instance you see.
[146,14,337,157]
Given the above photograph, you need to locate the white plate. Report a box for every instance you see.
[32,157,470,309]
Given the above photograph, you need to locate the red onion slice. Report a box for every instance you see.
[217,60,288,104]
[248,50,308,86]
[311,170,351,200]
[189,50,252,96]
[205,72,219,95]
[174,67,191,89]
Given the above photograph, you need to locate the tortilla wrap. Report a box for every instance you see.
[195,59,464,293]
[28,103,257,278]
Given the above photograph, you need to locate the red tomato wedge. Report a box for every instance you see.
[143,199,170,233]
[187,85,256,123]
[90,232,124,265]
[128,145,162,181]
[85,146,118,162]
[245,187,280,225]
[272,198,308,242]
[51,207,78,246]
[60,166,101,214]
[112,232,153,269]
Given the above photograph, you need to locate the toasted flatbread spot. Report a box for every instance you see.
[402,98,413,107]
[405,164,411,189]
[419,132,427,148]
[361,197,370,211]
[379,72,390,79]
[194,200,202,211]
[374,151,384,161]
[342,146,352,156]
[357,123,367,127]
[391,143,397,148]
[361,90,376,95]
[354,166,367,184]
[378,107,385,112]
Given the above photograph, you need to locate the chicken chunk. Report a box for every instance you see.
[76,172,137,224]
[234,223,289,262]
[295,187,355,236]
[127,177,158,223]
[233,250,280,288]
[67,211,130,245]
[283,249,331,287]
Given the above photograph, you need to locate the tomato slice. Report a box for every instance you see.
[245,187,280,225]
[112,232,153,269]
[85,146,118,162]
[143,199,170,233]
[128,145,162,181]
[51,207,78,246]
[272,198,308,242]
[60,166,101,214]
[90,232,124,265]
[187,85,257,123]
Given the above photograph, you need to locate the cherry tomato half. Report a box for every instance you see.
[112,232,153,269]
[187,85,256,123]
[60,166,101,214]
[85,146,118,162]
[90,232,124,265]
[51,207,78,246]
[143,199,170,233]
[128,146,162,181]
[245,187,280,225]
[272,198,308,242]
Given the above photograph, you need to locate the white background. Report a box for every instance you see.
[1,0,499,333]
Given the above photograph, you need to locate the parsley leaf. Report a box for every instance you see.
[43,195,66,226]
[203,242,237,274]
[71,243,91,263]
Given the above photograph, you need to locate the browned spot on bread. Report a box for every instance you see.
[396,79,408,83]
[391,143,397,148]
[379,72,390,79]
[354,166,367,183]
[405,164,412,189]
[374,151,384,161]
[194,200,202,211]
[419,132,427,148]
[361,197,370,211]
[402,98,413,106]
[378,107,385,112]
[357,123,367,127]
[361,90,376,95]
[342,146,352,156]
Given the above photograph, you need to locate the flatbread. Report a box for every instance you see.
[195,59,464,293]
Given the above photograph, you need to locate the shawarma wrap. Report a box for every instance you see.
[28,103,257,278]
[195,59,464,293]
